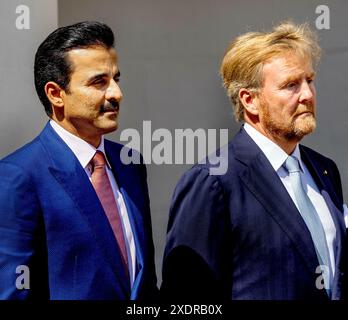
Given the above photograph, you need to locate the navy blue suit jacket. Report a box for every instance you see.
[162,127,347,300]
[0,123,158,300]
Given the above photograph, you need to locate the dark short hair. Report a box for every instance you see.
[34,21,115,117]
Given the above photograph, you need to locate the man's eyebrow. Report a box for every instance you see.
[87,71,121,83]
[87,73,108,83]
[279,71,316,85]
[308,71,316,78]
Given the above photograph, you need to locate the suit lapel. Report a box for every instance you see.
[300,146,346,298]
[300,146,345,229]
[233,129,321,274]
[39,123,131,296]
[104,141,146,299]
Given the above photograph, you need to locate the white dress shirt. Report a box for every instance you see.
[243,123,343,284]
[50,120,136,286]
[344,204,348,229]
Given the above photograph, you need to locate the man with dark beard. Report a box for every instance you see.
[162,22,347,300]
[0,21,158,300]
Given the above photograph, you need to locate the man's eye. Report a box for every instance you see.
[114,77,120,83]
[307,78,314,84]
[286,82,297,88]
[93,79,106,85]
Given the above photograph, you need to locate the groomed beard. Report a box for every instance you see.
[260,99,316,142]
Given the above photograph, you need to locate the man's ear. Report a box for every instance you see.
[45,82,65,108]
[238,88,260,116]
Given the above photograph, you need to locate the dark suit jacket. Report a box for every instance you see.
[0,122,158,300]
[161,126,346,300]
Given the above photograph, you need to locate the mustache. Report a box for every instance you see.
[99,99,120,113]
[294,104,315,116]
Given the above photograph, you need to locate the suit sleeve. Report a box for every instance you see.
[327,158,348,300]
[136,158,159,300]
[327,158,344,204]
[324,157,348,300]
[0,162,41,299]
[161,166,229,301]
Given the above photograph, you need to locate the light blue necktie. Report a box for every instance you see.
[284,156,331,295]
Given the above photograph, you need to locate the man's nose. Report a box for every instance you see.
[299,81,315,103]
[105,79,123,102]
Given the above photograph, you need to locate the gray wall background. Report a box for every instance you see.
[1,0,347,284]
[0,0,57,155]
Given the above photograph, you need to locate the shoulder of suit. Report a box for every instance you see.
[0,135,42,167]
[104,139,138,154]
[300,144,336,166]
[181,163,228,195]
[104,139,145,166]
[103,138,123,151]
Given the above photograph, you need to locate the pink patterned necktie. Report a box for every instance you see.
[90,151,129,277]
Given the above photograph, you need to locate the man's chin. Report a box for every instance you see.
[98,120,118,135]
[293,117,316,138]
[104,124,118,134]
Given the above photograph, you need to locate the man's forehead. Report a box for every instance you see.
[67,46,118,72]
[262,53,314,79]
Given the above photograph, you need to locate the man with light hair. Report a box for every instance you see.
[162,22,347,300]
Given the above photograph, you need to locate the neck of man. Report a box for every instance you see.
[51,117,102,148]
[245,120,299,155]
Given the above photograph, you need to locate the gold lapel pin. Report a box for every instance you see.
[323,170,328,175]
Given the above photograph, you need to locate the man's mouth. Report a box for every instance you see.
[100,103,119,113]
[102,108,118,113]
[294,106,315,117]
[297,111,313,116]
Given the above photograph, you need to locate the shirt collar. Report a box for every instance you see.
[290,143,305,173]
[50,120,111,169]
[243,122,304,172]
